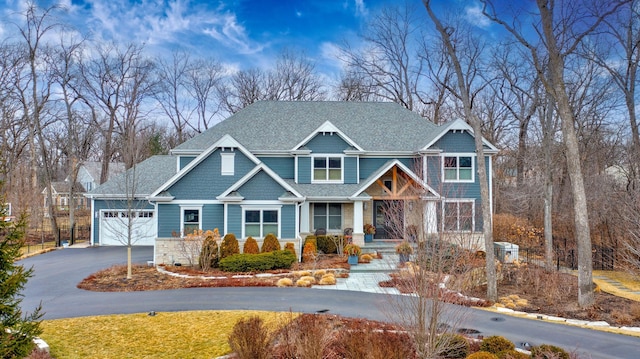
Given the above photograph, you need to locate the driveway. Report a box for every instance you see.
[19,246,640,359]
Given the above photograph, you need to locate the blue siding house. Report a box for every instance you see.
[86,101,498,263]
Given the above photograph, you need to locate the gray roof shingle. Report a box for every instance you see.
[88,156,176,197]
[173,101,442,153]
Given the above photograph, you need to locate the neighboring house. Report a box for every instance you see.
[42,182,88,212]
[86,101,498,263]
[42,161,125,215]
[73,161,125,192]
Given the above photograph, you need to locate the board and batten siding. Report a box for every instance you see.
[168,149,256,200]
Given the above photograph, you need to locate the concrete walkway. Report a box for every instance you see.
[312,253,403,295]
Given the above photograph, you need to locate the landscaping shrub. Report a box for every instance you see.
[304,235,317,248]
[228,316,270,359]
[276,278,293,287]
[530,344,569,359]
[243,236,260,254]
[466,352,499,359]
[480,336,515,354]
[316,235,339,254]
[497,349,529,359]
[302,241,317,263]
[218,250,296,272]
[220,233,240,259]
[318,274,336,285]
[284,242,296,256]
[198,232,219,270]
[333,319,415,359]
[437,333,470,359]
[261,233,281,253]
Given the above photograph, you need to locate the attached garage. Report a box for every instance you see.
[99,210,156,246]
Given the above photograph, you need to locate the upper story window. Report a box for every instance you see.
[313,156,342,183]
[443,155,474,182]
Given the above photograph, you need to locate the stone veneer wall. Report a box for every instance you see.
[154,237,302,265]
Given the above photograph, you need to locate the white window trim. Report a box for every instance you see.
[241,205,282,239]
[312,203,343,232]
[180,205,203,237]
[442,199,475,232]
[311,155,344,184]
[221,151,235,176]
[441,153,475,183]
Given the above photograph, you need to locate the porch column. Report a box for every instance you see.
[352,200,365,246]
[300,201,310,234]
[424,201,438,234]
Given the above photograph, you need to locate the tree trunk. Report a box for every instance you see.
[542,100,555,271]
[538,0,594,307]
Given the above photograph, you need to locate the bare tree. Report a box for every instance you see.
[12,2,62,244]
[265,49,326,101]
[184,57,225,132]
[423,0,498,301]
[220,68,265,114]
[482,0,628,307]
[582,0,640,184]
[154,50,192,143]
[78,42,157,178]
[338,3,423,111]
[334,69,377,101]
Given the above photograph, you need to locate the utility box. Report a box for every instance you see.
[494,242,519,263]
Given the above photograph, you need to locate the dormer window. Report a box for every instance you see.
[313,156,342,183]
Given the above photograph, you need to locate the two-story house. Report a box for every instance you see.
[86,101,497,264]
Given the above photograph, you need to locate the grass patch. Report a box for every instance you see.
[40,310,294,359]
[592,270,640,302]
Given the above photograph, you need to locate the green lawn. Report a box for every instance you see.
[40,310,294,359]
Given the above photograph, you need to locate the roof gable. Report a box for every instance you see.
[293,121,364,152]
[423,119,498,153]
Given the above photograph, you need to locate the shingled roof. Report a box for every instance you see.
[172,101,442,153]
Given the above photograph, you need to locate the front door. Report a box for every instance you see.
[373,200,403,239]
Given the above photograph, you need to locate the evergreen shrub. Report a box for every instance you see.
[261,233,281,253]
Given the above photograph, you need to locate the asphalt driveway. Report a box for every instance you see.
[19,246,640,359]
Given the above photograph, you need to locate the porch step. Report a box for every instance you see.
[362,238,404,256]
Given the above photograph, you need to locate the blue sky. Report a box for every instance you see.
[0,0,493,80]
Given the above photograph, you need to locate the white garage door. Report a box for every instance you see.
[99,210,156,246]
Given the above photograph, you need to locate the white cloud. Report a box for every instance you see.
[202,11,265,55]
[354,0,368,17]
[464,3,490,28]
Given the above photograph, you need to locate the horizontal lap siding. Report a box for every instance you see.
[227,204,242,236]
[259,157,294,179]
[179,156,196,170]
[203,204,224,232]
[168,149,256,199]
[306,134,350,153]
[157,204,180,237]
[282,205,296,238]
[344,157,358,184]
[238,171,286,200]
[298,157,311,184]
[359,157,415,180]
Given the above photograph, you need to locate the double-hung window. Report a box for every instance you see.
[443,155,474,182]
[313,156,342,182]
[443,200,474,232]
[313,203,342,231]
[182,207,201,235]
[244,208,279,238]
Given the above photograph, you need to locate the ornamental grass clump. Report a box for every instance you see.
[530,344,569,359]
[276,278,293,287]
[220,233,240,259]
[467,352,499,359]
[228,316,271,359]
[261,233,281,253]
[243,236,259,254]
